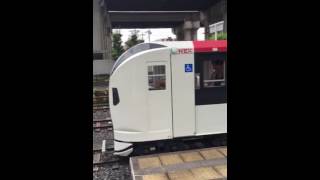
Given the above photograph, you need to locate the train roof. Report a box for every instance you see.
[111,40,227,75]
[111,43,167,74]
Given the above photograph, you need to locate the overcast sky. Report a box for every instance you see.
[113,28,205,44]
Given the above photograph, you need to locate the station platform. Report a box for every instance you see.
[130,146,227,180]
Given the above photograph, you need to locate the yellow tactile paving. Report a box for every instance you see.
[167,170,195,180]
[132,147,227,180]
[217,147,227,156]
[214,164,227,177]
[138,157,162,169]
[199,149,224,160]
[159,154,184,165]
[180,152,204,162]
[190,167,223,180]
[142,173,169,180]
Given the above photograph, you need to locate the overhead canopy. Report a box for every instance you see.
[105,0,220,11]
[109,11,200,28]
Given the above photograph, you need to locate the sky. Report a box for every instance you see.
[113,28,205,44]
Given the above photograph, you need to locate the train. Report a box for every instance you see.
[109,40,227,156]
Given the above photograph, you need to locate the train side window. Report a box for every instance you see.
[148,65,166,90]
[203,58,225,88]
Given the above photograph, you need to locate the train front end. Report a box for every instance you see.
[109,43,170,156]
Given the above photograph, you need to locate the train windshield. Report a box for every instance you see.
[111,43,167,74]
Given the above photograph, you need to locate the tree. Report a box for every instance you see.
[112,33,124,60]
[125,34,144,49]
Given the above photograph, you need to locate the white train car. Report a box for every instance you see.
[109,40,227,156]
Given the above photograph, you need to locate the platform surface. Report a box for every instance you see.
[130,146,227,180]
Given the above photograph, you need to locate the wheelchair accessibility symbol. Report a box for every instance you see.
[185,64,193,72]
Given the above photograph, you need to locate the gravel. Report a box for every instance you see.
[93,110,132,180]
[93,161,132,180]
[93,110,110,119]
[93,129,113,150]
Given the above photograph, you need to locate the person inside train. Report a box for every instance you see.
[210,59,224,86]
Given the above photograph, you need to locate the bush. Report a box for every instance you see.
[217,32,227,40]
[208,32,227,40]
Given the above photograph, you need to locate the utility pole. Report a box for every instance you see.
[145,30,152,42]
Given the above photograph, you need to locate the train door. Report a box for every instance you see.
[146,48,173,139]
[170,45,196,138]
[194,52,227,135]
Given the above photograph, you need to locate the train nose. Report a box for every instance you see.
[113,141,133,156]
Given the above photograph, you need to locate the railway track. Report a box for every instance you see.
[93,88,109,112]
[93,150,121,171]
[93,111,112,137]
[93,95,108,99]
[93,106,109,112]
[93,87,126,173]
[93,152,120,165]
[93,139,128,172]
[93,89,223,176]
[93,119,113,131]
[93,117,118,172]
[92,114,226,178]
[93,117,111,122]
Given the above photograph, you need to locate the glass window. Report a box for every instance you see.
[148,65,166,90]
[203,58,225,88]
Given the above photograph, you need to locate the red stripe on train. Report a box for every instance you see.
[193,40,227,53]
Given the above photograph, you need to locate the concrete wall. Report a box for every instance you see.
[93,60,114,75]
[93,0,113,75]
[93,0,112,60]
[93,0,104,52]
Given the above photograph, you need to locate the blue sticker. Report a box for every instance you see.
[185,64,193,72]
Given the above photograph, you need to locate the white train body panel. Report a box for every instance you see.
[196,104,227,136]
[109,40,227,155]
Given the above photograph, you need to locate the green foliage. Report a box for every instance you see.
[125,34,144,49]
[112,33,124,60]
[208,34,214,40]
[217,32,227,40]
[208,32,227,40]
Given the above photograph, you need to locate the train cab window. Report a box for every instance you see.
[148,65,166,90]
[203,58,225,88]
